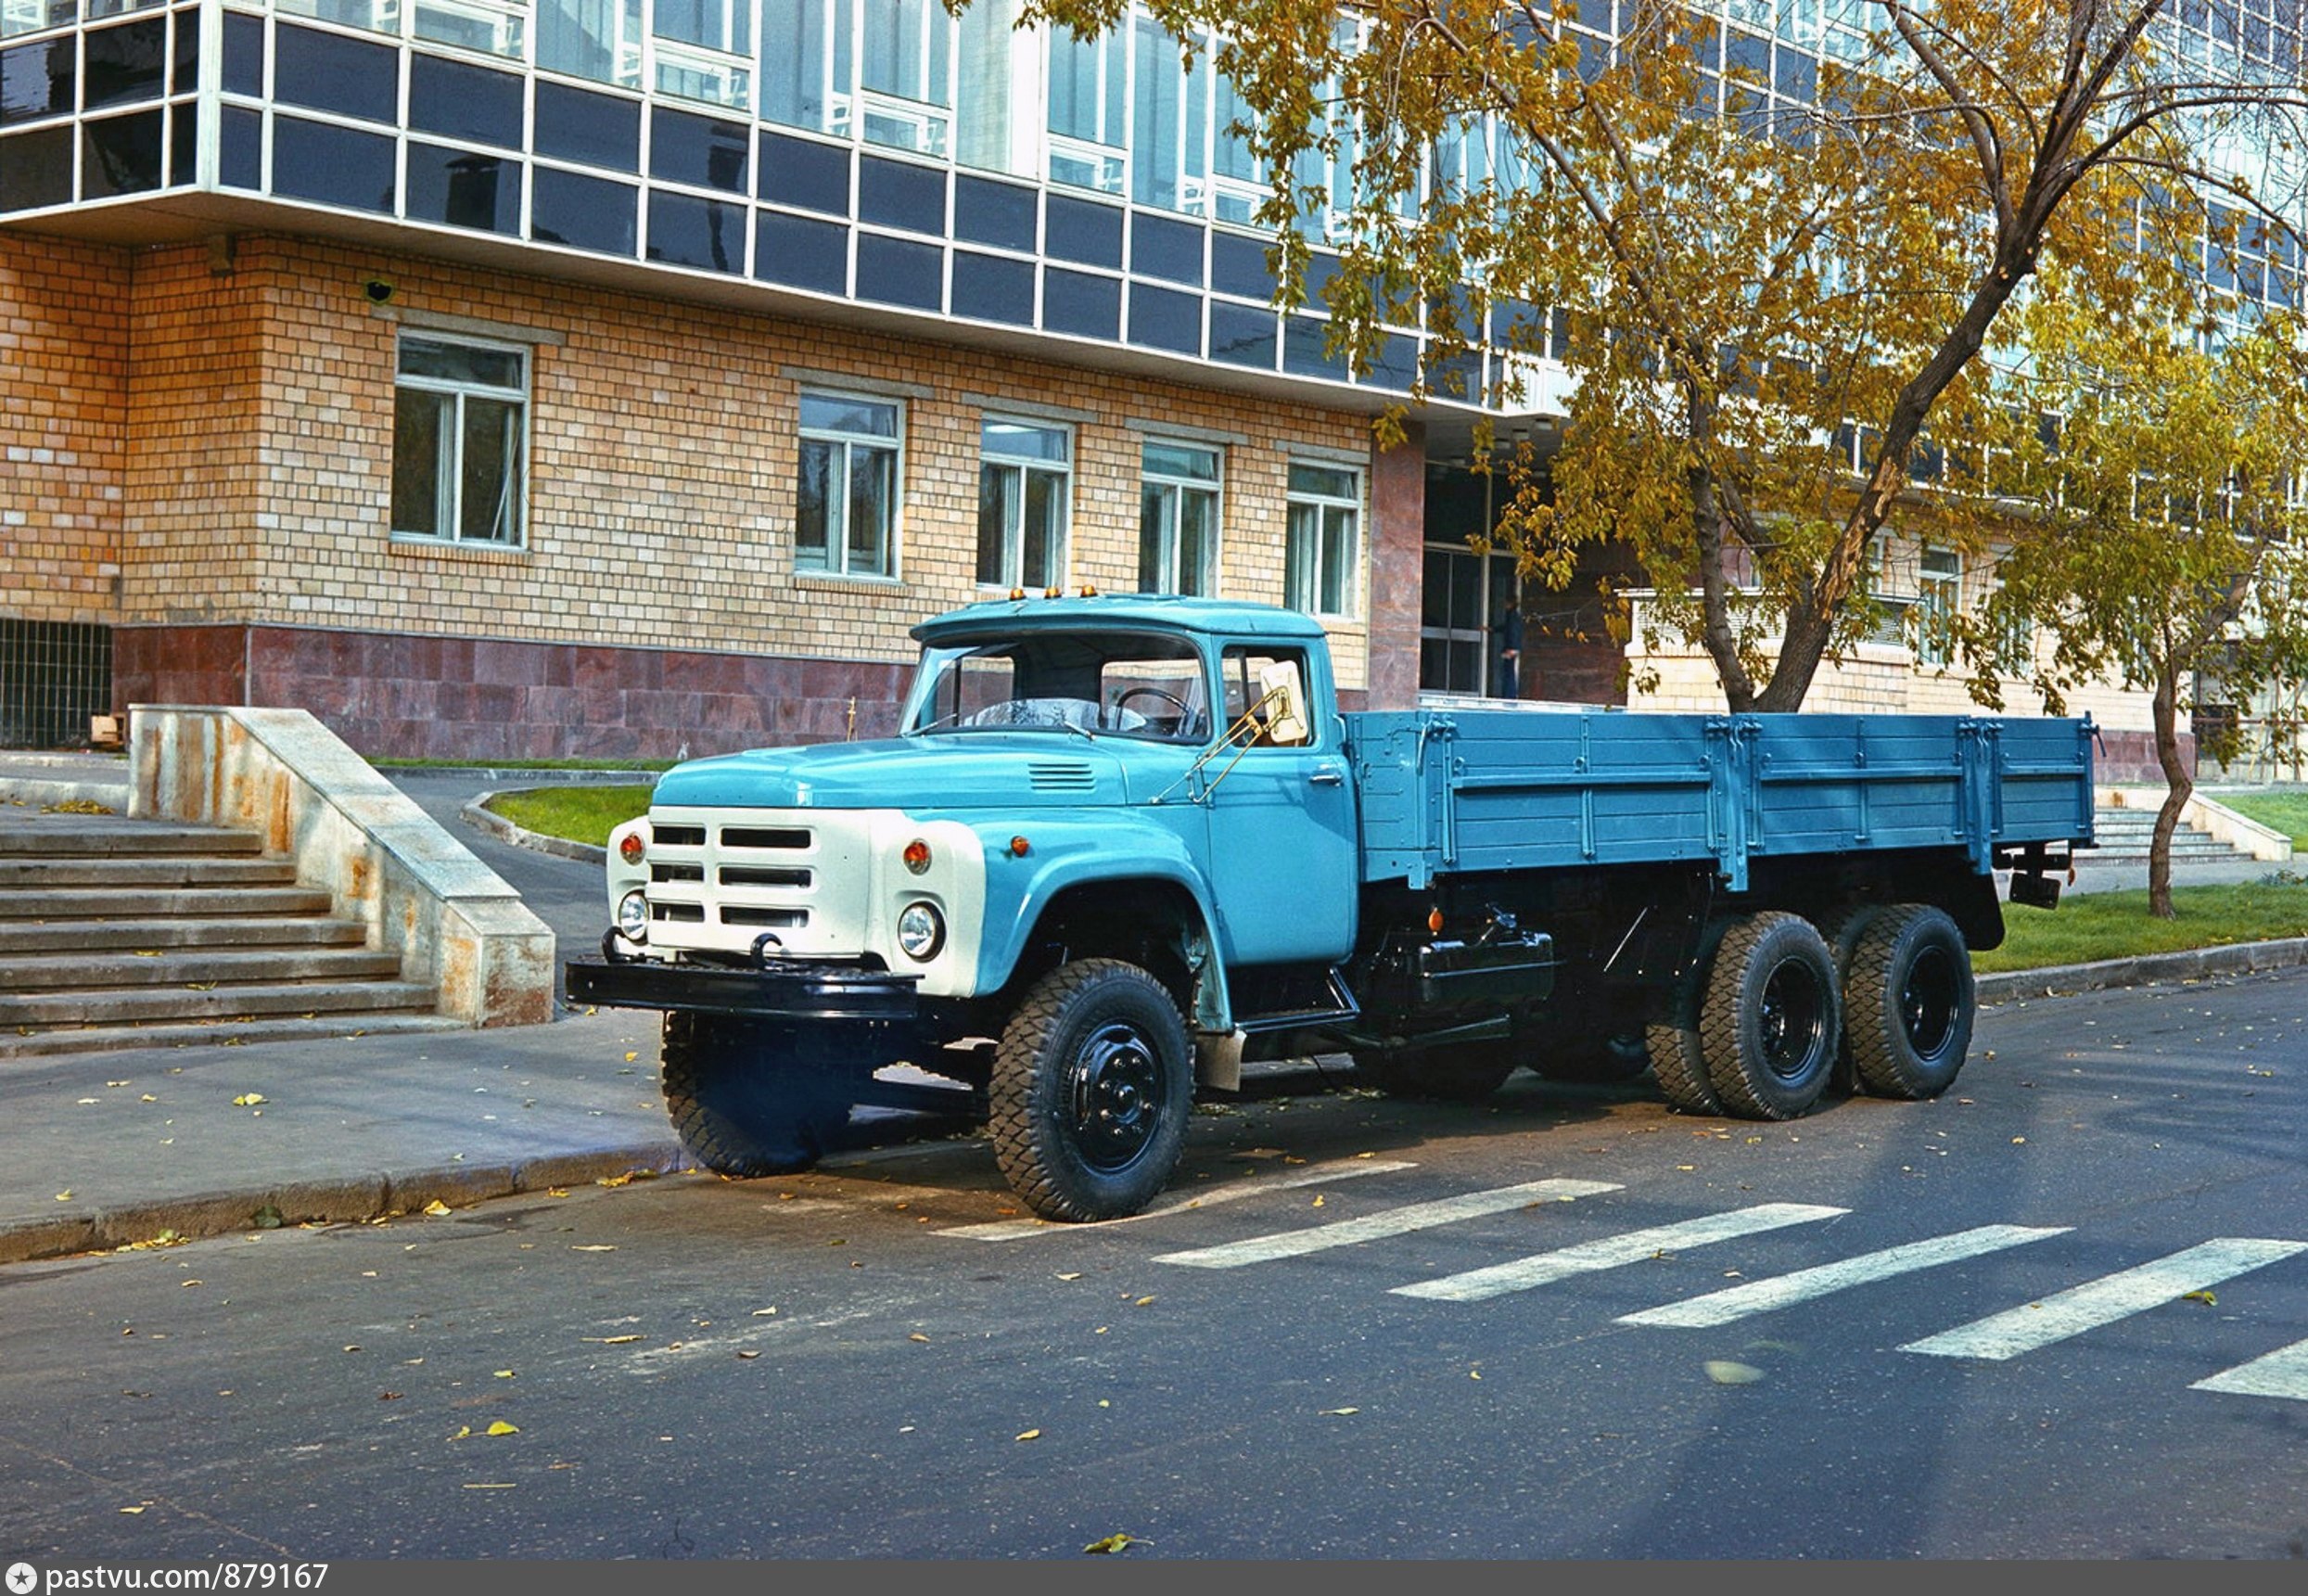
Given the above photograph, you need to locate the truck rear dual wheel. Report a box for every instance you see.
[989,958,1192,1222]
[1842,904,1974,1100]
[1701,911,1842,1120]
[658,1012,857,1176]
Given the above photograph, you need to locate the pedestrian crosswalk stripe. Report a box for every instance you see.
[1389,1202,1849,1303]
[2190,1338,2308,1402]
[937,1157,1420,1241]
[1901,1238,2308,1360]
[1152,1179,1622,1270]
[1615,1224,2072,1328]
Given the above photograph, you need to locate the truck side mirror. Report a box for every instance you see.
[1257,659,1311,747]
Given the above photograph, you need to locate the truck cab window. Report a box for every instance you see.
[906,631,1211,742]
[1220,646,1314,747]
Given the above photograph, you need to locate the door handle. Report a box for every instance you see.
[1308,768,1345,786]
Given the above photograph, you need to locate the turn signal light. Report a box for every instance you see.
[1010,836,1030,857]
[1428,906,1445,934]
[619,832,645,865]
[903,838,932,874]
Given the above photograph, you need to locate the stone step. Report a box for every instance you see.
[0,916,369,954]
[0,978,439,1028]
[0,946,401,990]
[0,856,300,889]
[0,886,338,921]
[0,819,264,857]
[0,1010,469,1060]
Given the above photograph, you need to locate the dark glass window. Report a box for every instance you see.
[758,130,848,215]
[651,108,748,195]
[274,24,396,124]
[1046,193,1124,267]
[857,154,944,235]
[219,105,259,189]
[855,234,941,311]
[81,110,163,198]
[171,14,198,96]
[409,55,523,150]
[1208,302,1276,370]
[0,124,72,212]
[407,143,518,236]
[272,115,394,213]
[1043,268,1119,340]
[1130,211,1202,286]
[168,98,193,185]
[951,251,1033,326]
[0,38,74,125]
[1368,332,1419,392]
[531,166,638,256]
[1209,232,1274,301]
[1283,316,1347,379]
[1425,347,1482,402]
[754,211,847,295]
[220,12,263,97]
[1300,249,1341,310]
[647,190,743,274]
[1128,284,1200,355]
[81,19,166,111]
[534,80,640,172]
[954,173,1036,250]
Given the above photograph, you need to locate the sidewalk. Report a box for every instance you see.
[2,752,2305,1266]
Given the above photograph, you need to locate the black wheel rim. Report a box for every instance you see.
[1901,944,1961,1060]
[1065,1020,1164,1173]
[1757,958,1830,1082]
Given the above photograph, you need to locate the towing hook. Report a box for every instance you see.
[750,931,786,969]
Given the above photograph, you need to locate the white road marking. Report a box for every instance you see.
[2191,1338,2308,1402]
[937,1158,1419,1241]
[1615,1224,2072,1328]
[1901,1238,2308,1360]
[1390,1203,1849,1303]
[1153,1179,1622,1270]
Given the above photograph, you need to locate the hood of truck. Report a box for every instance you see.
[649,735,1148,811]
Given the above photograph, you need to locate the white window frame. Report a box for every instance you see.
[389,331,530,550]
[1285,461,1361,618]
[976,416,1074,591]
[1138,440,1222,597]
[1917,546,1961,667]
[795,389,903,581]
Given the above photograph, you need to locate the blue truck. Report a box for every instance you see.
[566,594,2095,1220]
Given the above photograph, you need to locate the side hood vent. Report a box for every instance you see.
[1028,761,1097,792]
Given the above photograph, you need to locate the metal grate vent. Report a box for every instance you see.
[1028,761,1096,792]
[0,619,111,750]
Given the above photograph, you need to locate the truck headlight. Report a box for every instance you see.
[896,901,945,961]
[617,889,649,943]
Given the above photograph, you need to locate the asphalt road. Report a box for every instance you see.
[2,968,2304,1561]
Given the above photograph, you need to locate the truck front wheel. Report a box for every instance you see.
[1702,912,1841,1120]
[657,1012,858,1177]
[1844,904,1974,1100]
[989,959,1192,1221]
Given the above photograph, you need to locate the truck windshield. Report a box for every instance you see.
[905,632,1213,743]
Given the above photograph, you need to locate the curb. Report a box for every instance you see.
[1975,935,2308,1001]
[384,765,664,785]
[462,789,610,866]
[0,1143,692,1267]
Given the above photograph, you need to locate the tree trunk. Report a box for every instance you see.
[2148,669,2190,921]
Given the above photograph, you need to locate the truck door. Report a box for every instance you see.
[1201,643,1358,965]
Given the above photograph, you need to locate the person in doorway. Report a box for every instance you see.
[1491,587,1523,699]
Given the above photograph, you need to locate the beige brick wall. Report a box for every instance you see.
[0,233,127,625]
[93,235,1381,690]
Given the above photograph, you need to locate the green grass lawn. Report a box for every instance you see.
[1977,880,2308,972]
[2214,791,2308,850]
[486,785,657,849]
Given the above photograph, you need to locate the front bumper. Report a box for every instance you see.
[565,949,922,1024]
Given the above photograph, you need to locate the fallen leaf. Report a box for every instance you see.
[1311,1195,1325,1207]
[1133,1296,1155,1307]
[1319,1407,1359,1416]
[485,1421,518,1436]
[751,1308,778,1317]
[570,1245,617,1252]
[1056,1272,1082,1282]
[450,1426,472,1440]
[1704,1360,1766,1385]
[2183,1289,2217,1306]
[736,1350,760,1360]
[462,1483,515,1490]
[1083,1533,1147,1555]
[422,1200,453,1217]
[624,1052,639,1063]
[119,1507,145,1515]
[909,1334,929,1344]
[232,1093,266,1107]
[1014,1428,1041,1442]
[494,1371,516,1379]
[54,1190,70,1202]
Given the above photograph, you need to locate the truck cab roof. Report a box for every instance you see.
[911,593,1332,645]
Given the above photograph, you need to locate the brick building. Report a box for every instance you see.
[0,0,2172,766]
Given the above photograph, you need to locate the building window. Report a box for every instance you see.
[1285,462,1360,617]
[391,333,528,548]
[1138,440,1220,596]
[1917,546,1961,667]
[797,389,900,579]
[976,417,1072,590]
[1419,544,1516,696]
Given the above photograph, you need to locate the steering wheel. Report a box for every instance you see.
[1116,686,1195,724]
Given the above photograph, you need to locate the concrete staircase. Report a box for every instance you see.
[2087,802,2263,867]
[0,811,465,1058]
